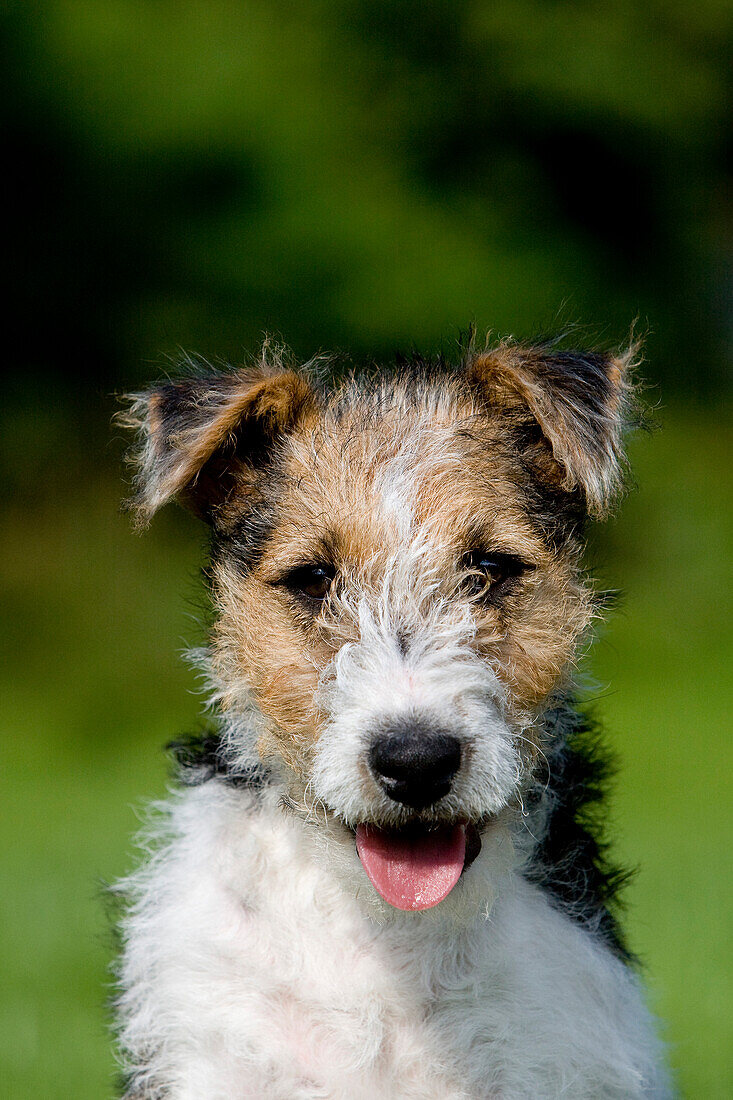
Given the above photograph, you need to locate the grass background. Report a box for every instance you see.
[1,404,731,1098]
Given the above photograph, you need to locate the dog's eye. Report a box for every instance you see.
[462,550,530,596]
[284,564,335,602]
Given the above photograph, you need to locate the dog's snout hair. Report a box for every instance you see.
[310,562,524,827]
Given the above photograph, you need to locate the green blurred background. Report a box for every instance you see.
[1,2,731,1096]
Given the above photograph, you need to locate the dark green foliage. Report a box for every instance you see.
[3,0,730,403]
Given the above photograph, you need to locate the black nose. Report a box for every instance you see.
[368,724,461,809]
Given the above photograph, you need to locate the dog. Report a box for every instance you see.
[114,339,671,1098]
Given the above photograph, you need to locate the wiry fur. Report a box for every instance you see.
[114,339,670,1098]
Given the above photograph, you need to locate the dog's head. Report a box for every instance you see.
[123,340,637,914]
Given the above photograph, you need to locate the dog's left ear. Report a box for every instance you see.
[466,342,639,518]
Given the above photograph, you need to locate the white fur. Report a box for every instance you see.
[116,780,670,1098]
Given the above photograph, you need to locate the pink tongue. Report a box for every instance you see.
[355,823,466,911]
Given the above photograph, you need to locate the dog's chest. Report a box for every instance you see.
[137,785,497,1098]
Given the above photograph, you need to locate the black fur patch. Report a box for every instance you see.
[167,731,271,790]
[507,412,587,543]
[524,702,634,961]
[210,495,279,575]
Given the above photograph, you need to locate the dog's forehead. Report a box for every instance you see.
[269,378,544,560]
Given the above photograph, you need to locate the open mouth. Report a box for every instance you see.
[355,821,482,911]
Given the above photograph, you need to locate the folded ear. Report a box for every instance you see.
[465,342,640,518]
[120,363,317,525]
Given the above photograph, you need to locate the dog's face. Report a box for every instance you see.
[125,343,634,911]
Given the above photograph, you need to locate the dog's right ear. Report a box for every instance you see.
[119,364,316,525]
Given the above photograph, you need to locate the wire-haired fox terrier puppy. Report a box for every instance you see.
[115,339,671,1098]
